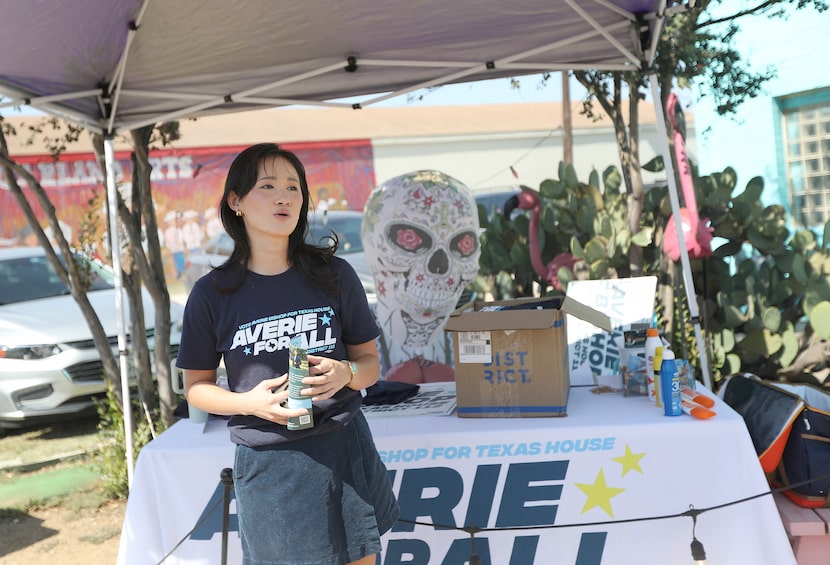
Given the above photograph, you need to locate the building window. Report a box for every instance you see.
[784,101,830,227]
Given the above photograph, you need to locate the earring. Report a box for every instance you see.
[235,209,243,217]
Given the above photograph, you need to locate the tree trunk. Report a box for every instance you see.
[562,72,573,167]
[132,128,179,426]
[625,75,645,277]
[573,71,645,278]
[0,127,123,405]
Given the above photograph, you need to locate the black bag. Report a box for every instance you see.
[721,374,830,508]
[720,373,804,475]
[769,382,830,509]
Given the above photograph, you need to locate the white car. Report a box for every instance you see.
[184,210,377,303]
[0,247,183,430]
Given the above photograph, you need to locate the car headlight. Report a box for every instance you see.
[0,344,63,360]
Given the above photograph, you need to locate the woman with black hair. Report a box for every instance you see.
[176,143,398,565]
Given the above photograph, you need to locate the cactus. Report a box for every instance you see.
[474,161,830,389]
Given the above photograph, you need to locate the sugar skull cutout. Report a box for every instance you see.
[362,170,480,374]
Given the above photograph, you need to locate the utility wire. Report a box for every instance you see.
[471,128,558,188]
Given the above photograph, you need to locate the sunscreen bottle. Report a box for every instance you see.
[660,349,682,416]
[652,346,663,408]
[644,328,661,403]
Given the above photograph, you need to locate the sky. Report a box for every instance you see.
[344,74,576,107]
[1,73,575,118]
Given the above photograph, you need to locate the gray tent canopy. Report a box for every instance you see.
[0,0,707,482]
[0,0,683,133]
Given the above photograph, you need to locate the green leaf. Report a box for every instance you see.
[725,353,742,375]
[588,257,609,279]
[603,166,622,194]
[584,238,607,264]
[721,167,738,192]
[570,237,585,259]
[540,205,558,233]
[711,240,743,258]
[477,205,490,229]
[723,304,747,328]
[791,253,808,284]
[789,229,816,252]
[809,301,830,339]
[744,176,765,200]
[513,213,530,238]
[540,179,565,199]
[488,241,513,271]
[642,156,664,173]
[803,278,830,316]
[565,164,579,190]
[778,322,799,368]
[510,241,532,267]
[478,245,493,272]
[630,227,654,247]
[588,169,599,189]
[595,215,613,239]
[719,328,736,352]
[761,306,781,332]
[557,265,574,288]
[740,329,783,356]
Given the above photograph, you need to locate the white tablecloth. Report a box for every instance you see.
[117,386,795,565]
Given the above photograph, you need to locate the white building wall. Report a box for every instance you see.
[372,123,688,193]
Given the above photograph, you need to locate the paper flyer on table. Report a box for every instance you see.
[362,382,457,417]
[566,277,656,386]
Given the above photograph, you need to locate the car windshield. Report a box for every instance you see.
[0,254,115,305]
[202,213,365,256]
[307,213,364,254]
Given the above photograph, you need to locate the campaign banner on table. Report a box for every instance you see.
[118,387,796,565]
[174,422,696,564]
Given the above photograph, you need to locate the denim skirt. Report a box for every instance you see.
[233,411,400,565]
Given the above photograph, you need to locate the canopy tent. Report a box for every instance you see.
[0,0,708,481]
[0,0,681,132]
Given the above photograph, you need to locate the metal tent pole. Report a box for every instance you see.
[104,135,135,485]
[647,73,713,391]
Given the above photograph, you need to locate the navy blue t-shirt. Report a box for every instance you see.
[176,256,379,447]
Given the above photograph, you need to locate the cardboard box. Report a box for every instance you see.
[444,296,612,418]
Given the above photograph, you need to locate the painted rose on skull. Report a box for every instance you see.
[362,171,480,326]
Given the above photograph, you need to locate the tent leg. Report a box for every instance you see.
[647,74,713,391]
[104,135,135,486]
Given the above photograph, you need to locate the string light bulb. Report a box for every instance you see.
[466,526,482,565]
[690,537,707,564]
[686,507,708,565]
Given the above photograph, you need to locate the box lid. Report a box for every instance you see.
[444,295,612,332]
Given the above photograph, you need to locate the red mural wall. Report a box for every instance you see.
[0,140,374,281]
[0,140,375,264]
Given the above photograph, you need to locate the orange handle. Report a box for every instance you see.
[681,388,715,409]
[681,399,716,419]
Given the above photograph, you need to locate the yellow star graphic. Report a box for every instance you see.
[575,469,626,516]
[613,444,646,476]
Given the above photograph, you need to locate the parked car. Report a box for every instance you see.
[184,210,377,303]
[474,186,523,222]
[0,247,183,430]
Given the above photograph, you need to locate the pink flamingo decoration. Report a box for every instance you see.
[662,93,713,262]
[504,187,577,292]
